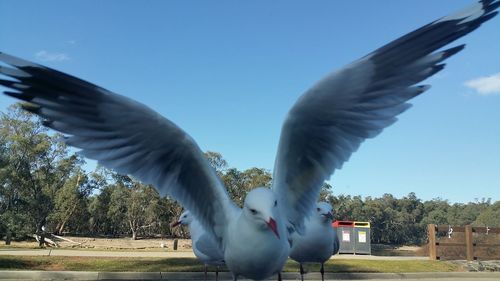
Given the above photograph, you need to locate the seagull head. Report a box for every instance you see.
[172,210,193,227]
[315,202,334,223]
[243,187,281,239]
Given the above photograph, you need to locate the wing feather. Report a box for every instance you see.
[272,0,499,233]
[0,52,238,247]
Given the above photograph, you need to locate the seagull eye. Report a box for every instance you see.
[250,208,257,214]
[274,200,277,207]
[316,207,321,212]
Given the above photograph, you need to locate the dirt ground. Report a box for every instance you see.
[1,236,194,251]
[1,236,425,256]
[371,244,424,256]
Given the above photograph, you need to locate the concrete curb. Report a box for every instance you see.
[1,271,500,280]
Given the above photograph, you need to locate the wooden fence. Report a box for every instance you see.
[428,224,500,261]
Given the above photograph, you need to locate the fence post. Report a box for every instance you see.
[465,225,474,261]
[428,224,437,260]
[173,238,178,251]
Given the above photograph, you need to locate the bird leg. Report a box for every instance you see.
[320,263,325,281]
[299,264,305,281]
[215,266,219,281]
[278,272,282,281]
[204,264,208,281]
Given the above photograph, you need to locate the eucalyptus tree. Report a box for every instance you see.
[0,105,83,245]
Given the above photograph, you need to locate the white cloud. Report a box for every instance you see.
[35,50,70,62]
[464,73,500,96]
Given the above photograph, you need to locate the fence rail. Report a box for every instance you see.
[427,224,500,261]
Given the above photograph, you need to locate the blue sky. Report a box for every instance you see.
[1,0,499,203]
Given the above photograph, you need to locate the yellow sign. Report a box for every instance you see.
[358,231,367,243]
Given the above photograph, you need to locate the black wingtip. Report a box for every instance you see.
[429,64,446,77]
[478,10,499,25]
[0,79,17,88]
[442,45,466,60]
[4,91,34,102]
[435,63,446,71]
[484,1,500,13]
[480,0,494,5]
[418,85,432,93]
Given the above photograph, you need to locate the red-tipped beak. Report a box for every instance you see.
[267,218,280,239]
[171,221,181,228]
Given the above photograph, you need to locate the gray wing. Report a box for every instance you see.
[272,0,499,233]
[196,233,225,262]
[0,53,238,247]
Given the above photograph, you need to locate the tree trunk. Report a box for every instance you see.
[129,220,137,240]
[58,204,77,235]
[57,221,67,235]
[56,174,82,235]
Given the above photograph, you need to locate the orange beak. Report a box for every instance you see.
[171,221,181,228]
[267,218,280,239]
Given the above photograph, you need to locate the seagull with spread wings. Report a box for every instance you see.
[1,1,498,280]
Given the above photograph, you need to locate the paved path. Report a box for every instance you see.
[0,249,427,260]
[0,249,197,258]
[0,271,499,280]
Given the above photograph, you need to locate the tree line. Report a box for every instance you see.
[1,105,498,245]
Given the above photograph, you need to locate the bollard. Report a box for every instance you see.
[6,231,11,245]
[465,225,474,261]
[428,224,437,260]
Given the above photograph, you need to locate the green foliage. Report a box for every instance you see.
[221,167,272,207]
[204,151,228,175]
[205,151,272,207]
[326,193,494,245]
[0,105,84,240]
[0,105,497,245]
[473,201,500,227]
[319,182,333,201]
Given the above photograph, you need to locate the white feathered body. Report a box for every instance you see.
[290,215,335,264]
[224,209,290,280]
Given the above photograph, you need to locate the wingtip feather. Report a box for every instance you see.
[4,91,34,102]
[442,45,466,60]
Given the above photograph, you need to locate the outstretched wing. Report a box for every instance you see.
[0,53,238,247]
[272,0,499,233]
